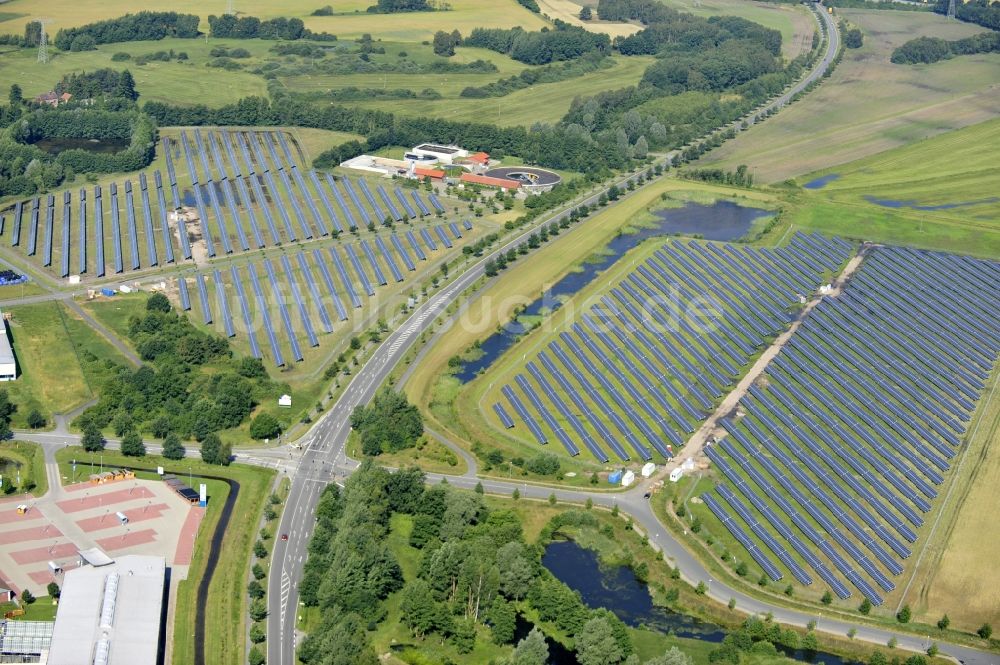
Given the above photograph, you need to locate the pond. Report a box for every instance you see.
[454,200,772,383]
[542,540,854,665]
[31,137,129,155]
[802,174,840,190]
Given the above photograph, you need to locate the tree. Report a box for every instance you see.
[247,579,265,599]
[869,651,888,665]
[151,415,172,438]
[350,389,423,455]
[511,627,548,665]
[254,540,267,559]
[146,292,171,312]
[400,579,444,637]
[248,646,265,665]
[8,84,22,107]
[802,632,818,652]
[897,605,911,623]
[162,432,185,460]
[735,561,748,577]
[978,624,993,640]
[20,589,35,605]
[580,6,592,19]
[249,598,267,621]
[120,430,146,457]
[859,597,872,615]
[250,623,266,643]
[489,598,517,644]
[82,424,105,452]
[937,614,950,630]
[695,581,706,595]
[433,30,459,57]
[646,647,693,665]
[497,542,533,600]
[115,69,138,101]
[249,412,282,440]
[512,487,520,500]
[252,563,266,580]
[576,616,625,665]
[634,135,649,159]
[46,582,60,598]
[474,481,484,494]
[26,409,46,429]
[821,590,833,605]
[927,644,939,657]
[201,432,222,464]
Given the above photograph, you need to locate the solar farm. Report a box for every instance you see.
[0,129,456,279]
[468,228,999,605]
[488,232,853,462]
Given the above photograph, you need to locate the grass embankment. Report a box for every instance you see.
[345,431,464,475]
[54,447,274,665]
[0,440,47,497]
[779,117,1000,259]
[4,301,129,426]
[699,8,1000,183]
[408,178,783,476]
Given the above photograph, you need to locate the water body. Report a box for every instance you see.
[863,195,1000,211]
[543,541,852,665]
[512,615,580,665]
[31,137,128,155]
[802,174,841,190]
[455,200,771,383]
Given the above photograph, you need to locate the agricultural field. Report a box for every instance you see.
[291,53,656,127]
[698,9,1000,183]
[783,117,1000,260]
[535,0,644,37]
[0,0,548,38]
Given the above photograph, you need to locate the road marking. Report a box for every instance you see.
[279,570,291,628]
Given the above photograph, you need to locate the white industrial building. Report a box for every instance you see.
[47,555,165,665]
[0,310,15,381]
[404,143,469,165]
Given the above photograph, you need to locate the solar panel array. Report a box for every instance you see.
[494,233,853,462]
[175,223,472,366]
[701,245,999,605]
[2,130,455,277]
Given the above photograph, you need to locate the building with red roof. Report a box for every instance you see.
[460,173,520,190]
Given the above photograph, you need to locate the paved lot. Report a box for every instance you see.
[0,476,201,597]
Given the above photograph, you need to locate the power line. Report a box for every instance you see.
[36,18,52,64]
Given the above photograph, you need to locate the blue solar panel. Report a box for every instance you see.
[94,187,105,277]
[230,265,262,360]
[327,175,357,230]
[428,192,445,212]
[10,201,22,247]
[196,273,213,324]
[247,263,283,366]
[493,403,515,429]
[260,132,314,240]
[138,174,159,267]
[153,172,175,265]
[342,178,372,226]
[56,192,68,275]
[526,359,608,461]
[297,252,334,334]
[357,178,387,222]
[108,186,123,273]
[501,385,546,443]
[280,254,319,347]
[405,231,426,261]
[77,189,87,274]
[703,492,784,582]
[123,181,141,270]
[376,184,401,221]
[244,171,282,246]
[394,187,416,218]
[391,234,416,271]
[309,170,340,234]
[375,235,405,282]
[194,129,234,255]
[435,225,453,249]
[27,198,39,257]
[263,259,304,362]
[178,276,191,311]
[247,133,297,242]
[41,195,55,266]
[462,219,473,231]
[410,191,431,216]
[313,249,350,320]
[206,132,250,252]
[448,222,462,239]
[358,240,387,286]
[420,227,438,251]
[214,269,236,338]
[324,247,360,309]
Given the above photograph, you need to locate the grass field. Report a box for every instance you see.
[307,54,655,127]
[0,0,548,39]
[54,447,274,665]
[4,301,129,426]
[0,440,47,496]
[0,38,269,105]
[698,9,1000,183]
[406,178,782,477]
[657,0,815,60]
[536,0,644,37]
[780,117,1000,259]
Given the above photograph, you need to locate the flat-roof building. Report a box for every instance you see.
[0,309,15,381]
[47,555,165,665]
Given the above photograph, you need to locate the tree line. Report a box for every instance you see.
[207,14,336,42]
[934,0,1000,30]
[53,12,200,51]
[891,31,1000,64]
[463,21,611,65]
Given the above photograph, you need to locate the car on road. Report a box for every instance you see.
[280,533,288,541]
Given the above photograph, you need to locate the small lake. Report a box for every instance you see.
[31,137,129,155]
[802,174,840,190]
[542,541,853,665]
[454,200,771,383]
